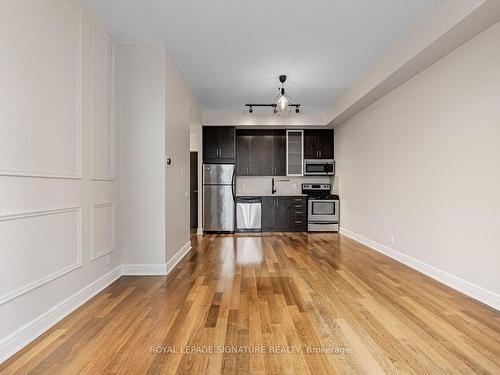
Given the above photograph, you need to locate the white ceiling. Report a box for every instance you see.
[84,0,439,113]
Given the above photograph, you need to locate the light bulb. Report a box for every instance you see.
[277,95,289,111]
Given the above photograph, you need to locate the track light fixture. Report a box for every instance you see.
[245,75,301,115]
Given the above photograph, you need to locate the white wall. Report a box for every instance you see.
[165,51,201,260]
[336,21,500,307]
[119,45,166,265]
[0,0,119,360]
[118,46,200,268]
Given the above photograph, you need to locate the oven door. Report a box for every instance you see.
[308,199,339,222]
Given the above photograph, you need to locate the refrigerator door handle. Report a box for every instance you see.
[231,168,236,201]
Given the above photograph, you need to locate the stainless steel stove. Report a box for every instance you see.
[301,183,339,232]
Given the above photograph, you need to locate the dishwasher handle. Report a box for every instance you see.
[236,197,262,203]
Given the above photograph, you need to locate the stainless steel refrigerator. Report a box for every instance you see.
[203,164,235,232]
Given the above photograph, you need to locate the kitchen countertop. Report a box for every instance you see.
[236,193,307,197]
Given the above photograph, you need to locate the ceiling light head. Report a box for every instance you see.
[244,74,299,115]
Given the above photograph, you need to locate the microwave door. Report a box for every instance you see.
[306,164,326,175]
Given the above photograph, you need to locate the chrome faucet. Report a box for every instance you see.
[272,177,277,194]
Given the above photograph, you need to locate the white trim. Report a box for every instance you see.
[196,227,203,235]
[121,241,192,276]
[90,202,116,261]
[286,130,304,176]
[0,266,121,364]
[90,23,116,181]
[339,227,500,311]
[121,264,167,276]
[0,207,83,305]
[0,242,193,363]
[167,241,192,274]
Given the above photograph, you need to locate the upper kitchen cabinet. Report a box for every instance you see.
[304,129,334,159]
[272,130,286,176]
[203,126,236,163]
[286,130,303,176]
[236,130,286,176]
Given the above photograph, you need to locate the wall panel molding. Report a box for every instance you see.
[0,207,83,305]
[0,1,83,180]
[90,22,116,181]
[90,202,115,261]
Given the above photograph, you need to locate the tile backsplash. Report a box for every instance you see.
[236,176,337,196]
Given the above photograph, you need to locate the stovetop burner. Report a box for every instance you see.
[308,194,339,200]
[301,183,338,200]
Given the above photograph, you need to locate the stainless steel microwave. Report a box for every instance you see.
[303,159,335,175]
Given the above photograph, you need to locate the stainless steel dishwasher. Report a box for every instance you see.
[236,197,262,232]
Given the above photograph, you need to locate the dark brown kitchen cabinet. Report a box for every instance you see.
[203,126,235,163]
[261,196,277,231]
[272,130,286,176]
[236,134,250,176]
[236,130,286,176]
[303,130,334,159]
[262,196,307,232]
[236,132,263,176]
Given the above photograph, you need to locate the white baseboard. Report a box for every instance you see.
[0,266,122,364]
[339,227,500,311]
[121,264,167,276]
[121,241,191,276]
[167,241,192,274]
[0,239,193,365]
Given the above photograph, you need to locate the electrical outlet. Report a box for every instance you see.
[390,234,395,244]
[106,254,111,266]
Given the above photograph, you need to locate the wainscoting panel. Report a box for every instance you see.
[0,0,82,179]
[90,203,115,260]
[91,24,115,180]
[0,207,83,305]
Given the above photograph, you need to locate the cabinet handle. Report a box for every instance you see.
[295,220,303,224]
[294,204,302,208]
[319,150,322,158]
[294,198,302,201]
[295,211,302,214]
[246,167,249,175]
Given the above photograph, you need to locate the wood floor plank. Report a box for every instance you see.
[1,232,499,374]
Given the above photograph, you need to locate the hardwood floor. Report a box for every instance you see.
[2,233,499,374]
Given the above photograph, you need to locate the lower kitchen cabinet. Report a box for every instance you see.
[261,196,277,231]
[262,196,307,232]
